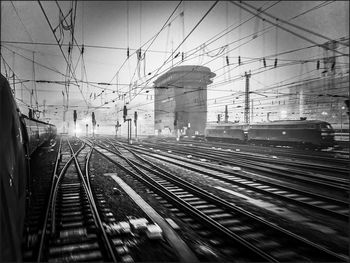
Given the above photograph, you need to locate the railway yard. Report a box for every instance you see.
[22,135,349,263]
[2,2,349,262]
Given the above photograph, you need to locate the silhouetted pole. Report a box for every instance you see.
[134,111,138,140]
[244,71,251,124]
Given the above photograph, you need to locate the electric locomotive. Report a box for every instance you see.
[247,120,334,148]
[0,73,56,261]
[204,120,335,148]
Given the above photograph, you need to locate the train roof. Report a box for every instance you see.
[249,120,331,126]
[206,119,331,128]
[22,115,56,126]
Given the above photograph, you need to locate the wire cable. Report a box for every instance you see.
[37,0,79,85]
[229,1,348,56]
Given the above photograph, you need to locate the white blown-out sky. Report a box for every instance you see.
[1,1,349,133]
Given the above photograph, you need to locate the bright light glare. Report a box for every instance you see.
[74,127,82,135]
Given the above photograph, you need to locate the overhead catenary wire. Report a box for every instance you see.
[55,0,90,109]
[229,1,348,57]
[108,0,183,87]
[1,54,37,108]
[122,1,280,98]
[37,0,79,86]
[1,40,172,54]
[103,28,348,108]
[4,1,346,115]
[64,0,284,102]
[239,0,349,48]
[127,1,219,103]
[10,1,35,44]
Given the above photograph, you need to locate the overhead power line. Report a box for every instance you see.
[130,1,219,103]
[229,1,348,57]
[122,1,279,98]
[239,1,349,47]
[10,1,35,43]
[108,0,184,85]
[37,0,79,85]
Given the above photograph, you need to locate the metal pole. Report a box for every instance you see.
[127,120,130,142]
[251,99,254,123]
[12,51,15,96]
[244,71,251,124]
[129,119,132,142]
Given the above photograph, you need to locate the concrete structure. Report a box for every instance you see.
[154,65,215,136]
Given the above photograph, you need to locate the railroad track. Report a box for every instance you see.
[190,143,349,175]
[114,141,349,221]
[89,138,348,262]
[133,141,349,191]
[27,137,131,262]
[177,138,349,165]
[145,140,349,177]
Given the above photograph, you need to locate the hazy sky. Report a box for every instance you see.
[1,1,349,130]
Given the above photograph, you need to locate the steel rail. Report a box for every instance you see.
[136,141,348,190]
[36,137,62,262]
[95,139,347,262]
[126,144,349,221]
[177,139,349,165]
[67,139,118,263]
[50,140,86,235]
[92,141,277,262]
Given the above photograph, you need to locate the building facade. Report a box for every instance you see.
[154,65,215,136]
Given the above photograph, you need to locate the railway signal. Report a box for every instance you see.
[217,114,221,123]
[134,111,138,125]
[73,110,77,123]
[73,110,77,136]
[174,112,178,126]
[134,111,138,139]
[123,105,128,122]
[92,112,96,137]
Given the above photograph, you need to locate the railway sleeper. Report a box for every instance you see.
[49,241,100,256]
[47,249,103,263]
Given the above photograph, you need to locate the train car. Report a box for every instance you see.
[204,123,246,142]
[203,120,334,148]
[247,120,335,148]
[0,74,57,262]
[23,116,57,155]
[0,74,28,261]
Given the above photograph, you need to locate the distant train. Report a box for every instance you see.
[0,74,57,261]
[204,120,335,148]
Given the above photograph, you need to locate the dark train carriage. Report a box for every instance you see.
[0,74,28,261]
[204,123,246,142]
[1,74,57,262]
[247,120,334,148]
[23,117,57,154]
